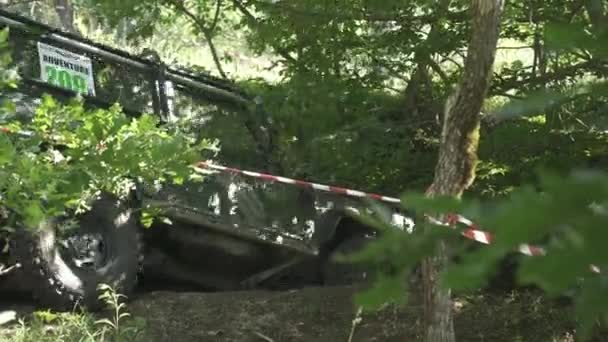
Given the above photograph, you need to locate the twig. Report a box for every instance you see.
[253,331,274,342]
[239,257,304,289]
[165,0,228,79]
[202,29,228,79]
[439,55,464,71]
[208,0,223,34]
[347,306,363,342]
[0,263,20,276]
[231,0,299,66]
[426,57,450,85]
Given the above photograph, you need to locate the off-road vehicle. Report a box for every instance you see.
[0,9,414,311]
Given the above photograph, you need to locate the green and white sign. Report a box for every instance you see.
[37,42,96,96]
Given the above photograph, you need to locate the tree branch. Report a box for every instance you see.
[483,89,593,129]
[423,1,505,341]
[439,55,464,71]
[202,30,228,79]
[209,0,223,33]
[584,0,607,34]
[163,0,283,173]
[165,0,228,79]
[426,57,450,84]
[372,58,410,82]
[247,0,468,23]
[402,0,452,116]
[53,0,79,34]
[231,0,299,66]
[490,59,607,94]
[568,0,587,23]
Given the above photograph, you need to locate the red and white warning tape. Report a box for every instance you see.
[427,214,545,257]
[195,161,538,251]
[195,161,600,273]
[0,127,32,137]
[195,161,402,203]
[0,126,598,274]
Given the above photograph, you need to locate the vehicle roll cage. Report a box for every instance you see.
[0,8,253,120]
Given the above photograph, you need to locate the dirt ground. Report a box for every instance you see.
[123,286,575,342]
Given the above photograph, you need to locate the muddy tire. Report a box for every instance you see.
[12,193,143,311]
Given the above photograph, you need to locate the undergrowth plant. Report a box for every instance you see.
[0,284,145,342]
[95,283,144,341]
[343,21,608,340]
[0,27,214,230]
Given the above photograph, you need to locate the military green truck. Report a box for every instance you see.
[0,9,415,311]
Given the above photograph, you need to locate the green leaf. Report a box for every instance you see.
[140,210,156,228]
[495,90,565,120]
[23,201,44,229]
[1,99,16,113]
[0,134,15,165]
[33,310,59,324]
[0,27,9,44]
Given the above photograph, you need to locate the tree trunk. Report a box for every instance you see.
[421,1,505,341]
[53,0,79,34]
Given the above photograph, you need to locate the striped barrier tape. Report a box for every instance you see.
[195,161,600,273]
[426,214,545,257]
[195,161,402,204]
[0,127,32,137]
[195,161,536,250]
[0,127,599,274]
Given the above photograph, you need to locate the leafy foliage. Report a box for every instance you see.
[96,283,144,341]
[17,0,592,197]
[0,96,211,228]
[1,285,145,342]
[339,12,608,338]
[343,169,608,338]
[4,0,608,339]
[447,171,608,335]
[0,29,211,229]
[0,28,18,118]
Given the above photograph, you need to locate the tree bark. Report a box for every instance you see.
[53,0,78,34]
[422,1,504,341]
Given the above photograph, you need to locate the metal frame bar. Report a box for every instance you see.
[0,9,252,108]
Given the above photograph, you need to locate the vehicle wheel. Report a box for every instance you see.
[12,193,143,311]
[322,234,371,286]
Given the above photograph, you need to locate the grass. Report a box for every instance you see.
[0,285,592,341]
[0,285,146,342]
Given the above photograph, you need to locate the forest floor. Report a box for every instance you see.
[0,285,578,342]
